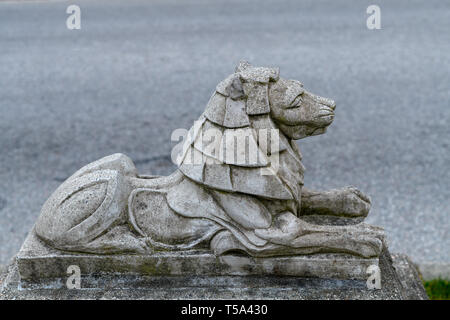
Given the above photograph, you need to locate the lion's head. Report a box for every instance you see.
[268,78,336,139]
[203,61,336,140]
[177,61,337,201]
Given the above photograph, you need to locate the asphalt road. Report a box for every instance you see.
[0,0,449,271]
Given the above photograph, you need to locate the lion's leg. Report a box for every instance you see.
[300,186,371,218]
[35,153,144,253]
[56,225,152,255]
[254,211,384,258]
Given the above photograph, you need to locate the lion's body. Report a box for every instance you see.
[35,62,384,258]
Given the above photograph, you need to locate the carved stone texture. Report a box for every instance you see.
[34,61,385,265]
[1,241,428,299]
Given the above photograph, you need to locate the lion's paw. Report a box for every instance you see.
[339,186,371,217]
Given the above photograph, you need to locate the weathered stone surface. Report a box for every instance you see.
[391,254,428,299]
[0,246,427,300]
[28,62,388,277]
[301,186,372,218]
[243,81,271,115]
[16,229,378,281]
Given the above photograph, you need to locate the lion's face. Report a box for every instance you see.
[268,78,336,140]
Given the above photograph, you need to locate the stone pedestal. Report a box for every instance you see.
[0,62,430,300]
[0,229,428,300]
[16,229,379,281]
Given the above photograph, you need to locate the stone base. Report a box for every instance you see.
[0,230,428,300]
[17,230,380,281]
[0,251,427,300]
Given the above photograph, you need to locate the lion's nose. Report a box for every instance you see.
[322,98,336,110]
[314,95,336,110]
[327,100,336,110]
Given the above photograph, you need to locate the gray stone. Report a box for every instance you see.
[33,62,386,263]
[1,0,449,278]
[0,247,427,300]
[391,254,428,299]
[243,81,271,115]
[4,61,430,299]
[16,229,378,280]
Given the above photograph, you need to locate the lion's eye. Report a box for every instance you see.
[290,95,303,107]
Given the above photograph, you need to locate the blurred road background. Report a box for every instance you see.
[0,0,449,277]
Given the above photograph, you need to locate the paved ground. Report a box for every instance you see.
[0,0,449,274]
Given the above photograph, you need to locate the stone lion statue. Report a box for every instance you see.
[35,61,384,258]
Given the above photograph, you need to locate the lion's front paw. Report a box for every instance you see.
[339,186,371,217]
